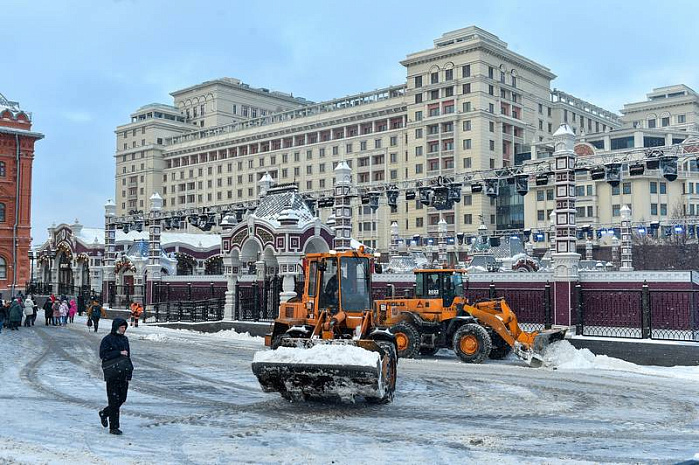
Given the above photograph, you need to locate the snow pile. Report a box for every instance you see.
[253,343,380,367]
[138,333,168,342]
[543,340,637,370]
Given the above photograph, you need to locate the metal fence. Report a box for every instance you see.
[234,276,280,322]
[151,298,225,322]
[576,282,699,342]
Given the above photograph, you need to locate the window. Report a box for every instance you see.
[660,203,667,215]
[651,203,658,215]
[346,143,353,153]
[489,121,495,132]
[390,136,397,146]
[430,72,438,84]
[415,146,423,156]
[415,111,423,121]
[463,139,472,149]
[537,190,544,201]
[463,157,471,169]
[0,203,4,222]
[488,85,494,95]
[612,205,621,217]
[537,210,545,221]
[462,83,471,94]
[415,164,423,174]
[546,189,554,201]
[463,102,471,112]
[464,214,472,224]
[612,185,620,196]
[416,217,424,227]
[488,103,494,113]
[445,69,453,81]
[0,162,4,177]
[444,87,454,97]
[415,128,423,139]
[0,256,5,279]
[414,75,422,88]
[623,182,631,195]
[575,186,585,197]
[660,182,667,194]
[430,90,439,100]
[488,66,494,79]
[360,141,367,151]
[678,114,686,124]
[489,140,495,151]
[647,118,656,129]
[462,64,470,77]
[415,93,423,104]
[661,117,670,127]
[374,139,382,149]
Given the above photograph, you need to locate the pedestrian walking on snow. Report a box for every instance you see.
[52,300,60,326]
[59,300,69,326]
[88,300,105,332]
[0,302,7,333]
[129,301,143,328]
[68,299,77,323]
[23,296,34,327]
[42,298,52,326]
[9,298,23,330]
[98,318,133,435]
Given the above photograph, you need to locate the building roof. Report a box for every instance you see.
[254,185,316,228]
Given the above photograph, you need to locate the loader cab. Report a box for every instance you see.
[414,270,465,308]
[316,253,372,315]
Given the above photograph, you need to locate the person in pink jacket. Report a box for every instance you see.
[68,299,77,323]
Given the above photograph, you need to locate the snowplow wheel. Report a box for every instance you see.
[390,322,420,359]
[366,342,397,404]
[419,347,439,357]
[488,333,512,360]
[453,324,492,364]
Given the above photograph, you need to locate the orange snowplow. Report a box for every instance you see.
[252,249,397,402]
[375,269,565,366]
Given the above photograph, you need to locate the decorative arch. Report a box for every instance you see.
[175,252,195,275]
[303,236,330,255]
[205,255,223,275]
[1,110,11,119]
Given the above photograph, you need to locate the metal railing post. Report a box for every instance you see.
[544,281,552,329]
[575,282,584,336]
[489,281,496,299]
[642,280,651,339]
[234,282,240,320]
[252,282,260,321]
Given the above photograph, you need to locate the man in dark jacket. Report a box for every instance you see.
[98,318,132,435]
[0,302,7,333]
[42,298,53,326]
[8,298,23,330]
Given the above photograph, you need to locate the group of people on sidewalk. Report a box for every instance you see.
[40,294,79,327]
[0,293,38,332]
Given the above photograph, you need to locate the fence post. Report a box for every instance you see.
[154,303,160,322]
[210,282,215,299]
[252,282,260,322]
[187,282,192,301]
[544,281,552,330]
[165,302,171,322]
[234,282,240,320]
[641,280,651,339]
[489,281,496,299]
[178,301,183,322]
[575,282,584,336]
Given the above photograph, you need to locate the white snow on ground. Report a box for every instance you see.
[1,317,698,465]
[544,340,699,381]
[252,343,380,366]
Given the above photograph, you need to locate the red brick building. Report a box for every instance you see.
[0,93,43,298]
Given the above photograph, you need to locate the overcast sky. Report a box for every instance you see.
[2,0,699,245]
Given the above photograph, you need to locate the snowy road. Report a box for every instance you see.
[0,317,698,465]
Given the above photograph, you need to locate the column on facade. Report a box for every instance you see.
[389,222,399,257]
[611,237,620,268]
[437,217,447,266]
[103,200,117,306]
[549,210,556,259]
[333,161,352,251]
[585,239,593,261]
[551,124,580,327]
[620,205,633,271]
[146,193,163,309]
[221,214,241,320]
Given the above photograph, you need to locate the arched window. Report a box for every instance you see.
[0,203,5,222]
[0,161,5,177]
[0,257,6,279]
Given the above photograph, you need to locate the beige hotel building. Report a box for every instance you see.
[114,26,624,252]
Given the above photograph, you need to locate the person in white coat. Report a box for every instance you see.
[23,297,35,327]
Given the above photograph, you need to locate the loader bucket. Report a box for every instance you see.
[251,339,396,403]
[527,328,567,367]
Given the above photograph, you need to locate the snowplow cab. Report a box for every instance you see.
[252,249,397,403]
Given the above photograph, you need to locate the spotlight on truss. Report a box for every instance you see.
[605,163,622,187]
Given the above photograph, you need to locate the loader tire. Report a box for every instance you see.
[366,342,397,404]
[453,324,492,364]
[390,322,420,359]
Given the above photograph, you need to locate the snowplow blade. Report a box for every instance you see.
[528,328,567,367]
[251,339,394,402]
